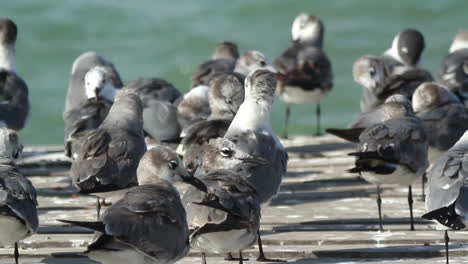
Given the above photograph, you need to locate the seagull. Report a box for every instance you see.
[422,130,468,264]
[63,51,123,158]
[412,82,468,164]
[234,50,275,76]
[184,156,266,264]
[59,146,207,264]
[197,69,288,262]
[126,77,182,143]
[353,55,433,112]
[274,13,333,138]
[384,28,426,67]
[182,72,245,173]
[70,89,147,218]
[438,30,468,105]
[348,97,428,231]
[0,18,30,131]
[0,128,38,264]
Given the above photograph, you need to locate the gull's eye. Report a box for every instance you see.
[259,60,266,67]
[369,67,376,77]
[169,160,178,170]
[220,147,232,157]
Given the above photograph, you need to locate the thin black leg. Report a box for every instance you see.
[225,253,236,261]
[96,197,101,219]
[282,104,291,139]
[14,243,19,264]
[202,252,207,264]
[377,185,383,231]
[408,185,415,231]
[445,230,450,264]
[239,251,243,264]
[421,173,426,201]
[315,103,321,136]
[256,229,285,262]
[225,252,248,262]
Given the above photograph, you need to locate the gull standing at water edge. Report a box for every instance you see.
[274,13,333,138]
[70,89,146,218]
[0,129,38,264]
[60,146,207,264]
[0,18,30,131]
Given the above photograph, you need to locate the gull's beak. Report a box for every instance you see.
[265,65,277,73]
[238,156,269,166]
[181,173,207,193]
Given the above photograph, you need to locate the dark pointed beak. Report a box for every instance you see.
[238,156,269,166]
[181,174,207,193]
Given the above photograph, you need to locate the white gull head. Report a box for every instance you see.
[0,18,17,72]
[291,13,324,47]
[449,30,468,53]
[84,66,117,102]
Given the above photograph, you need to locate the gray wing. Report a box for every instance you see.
[97,185,188,260]
[183,168,260,231]
[349,106,386,128]
[376,68,433,102]
[438,49,468,92]
[191,59,235,88]
[418,103,468,151]
[227,131,288,204]
[426,148,468,211]
[126,78,182,142]
[65,51,123,112]
[358,117,428,173]
[274,42,300,74]
[0,70,29,131]
[0,164,38,232]
[276,45,333,94]
[126,78,181,105]
[142,100,181,142]
[63,100,112,157]
[70,128,145,193]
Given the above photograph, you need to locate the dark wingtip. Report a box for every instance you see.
[326,128,363,143]
[347,167,361,173]
[57,219,106,232]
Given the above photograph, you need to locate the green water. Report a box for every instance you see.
[2,0,466,145]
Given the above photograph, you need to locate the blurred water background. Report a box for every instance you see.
[2,0,466,145]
